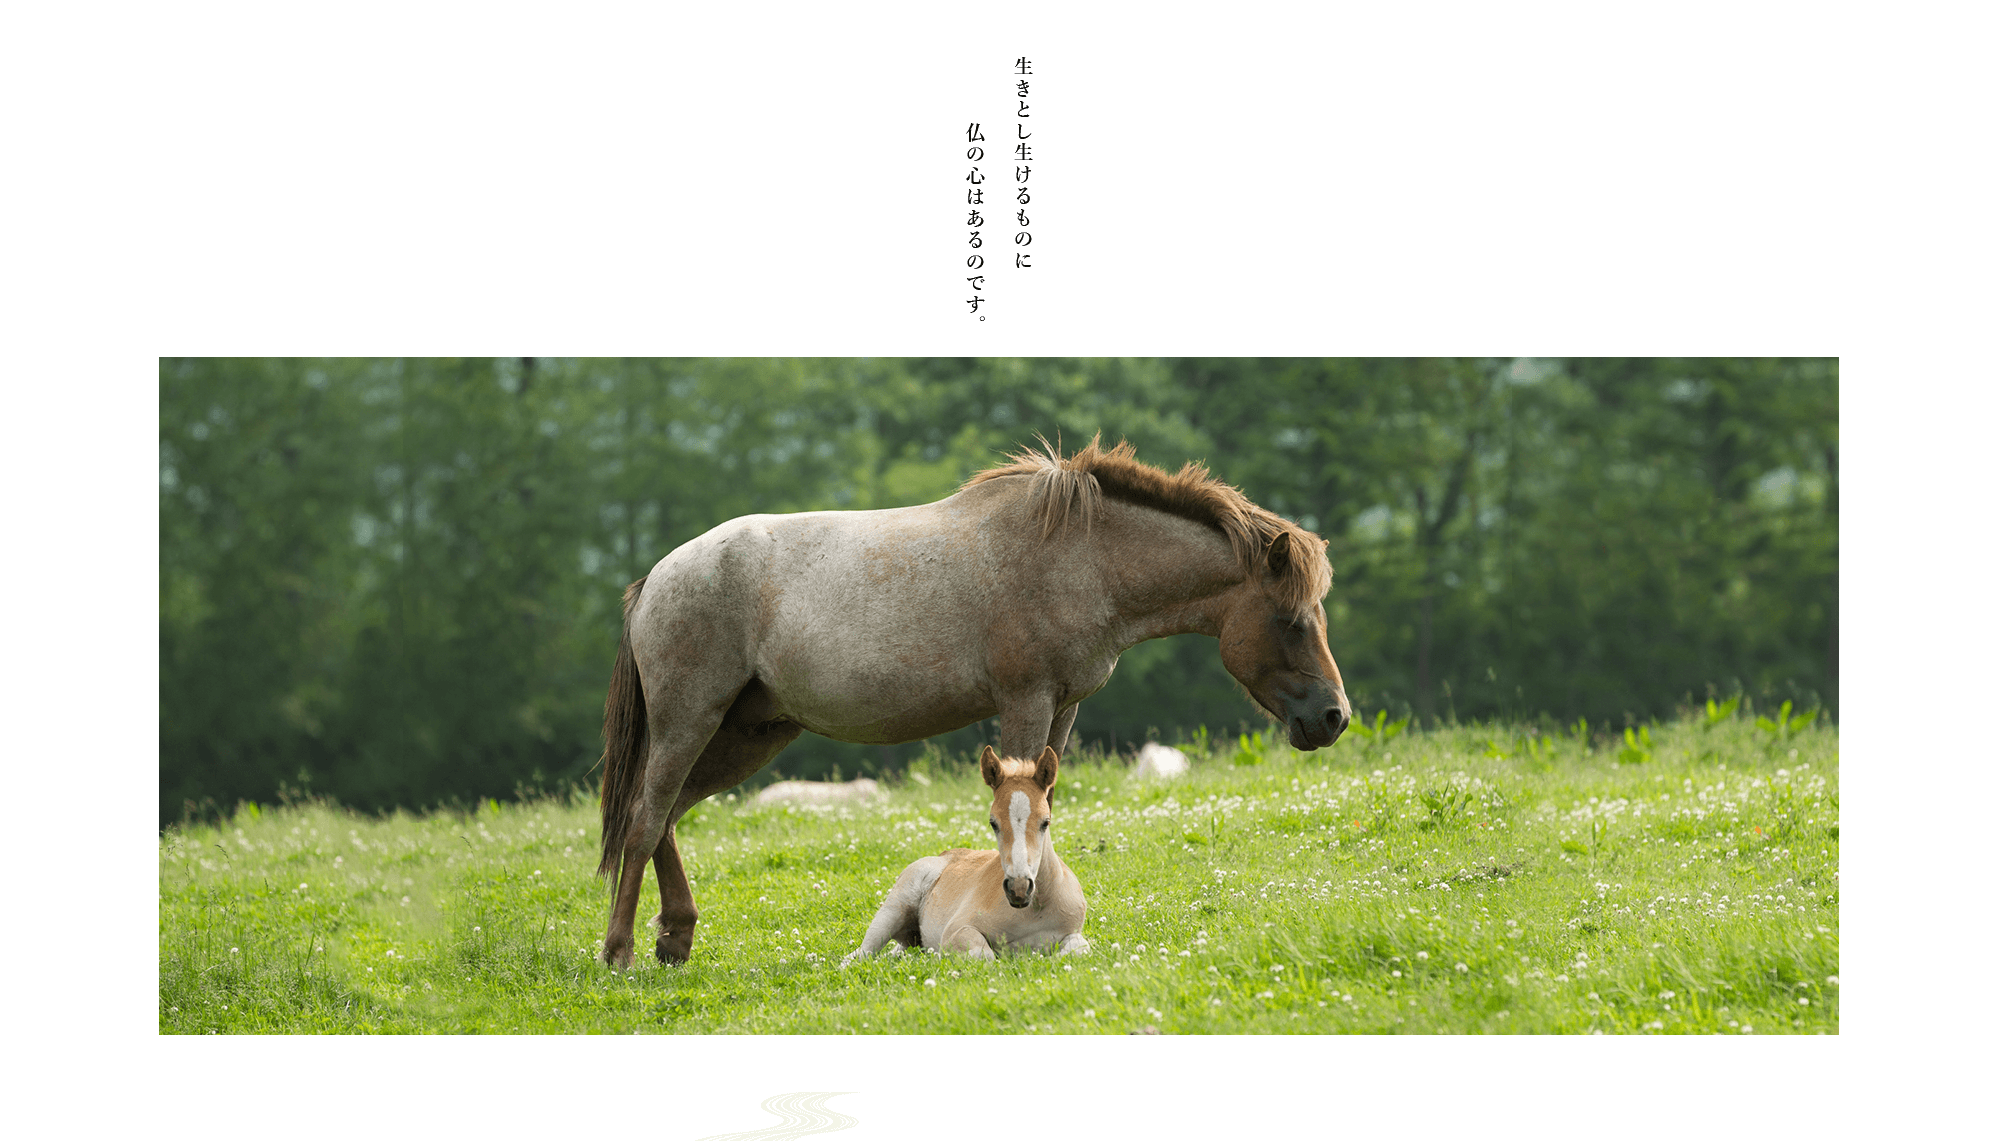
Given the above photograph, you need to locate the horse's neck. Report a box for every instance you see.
[1092,501,1246,645]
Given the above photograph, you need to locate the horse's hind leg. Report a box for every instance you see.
[602,703,733,968]
[651,708,804,964]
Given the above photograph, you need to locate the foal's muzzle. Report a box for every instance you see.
[1003,876,1034,908]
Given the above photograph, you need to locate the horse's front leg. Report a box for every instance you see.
[996,694,1058,761]
[1047,703,1079,755]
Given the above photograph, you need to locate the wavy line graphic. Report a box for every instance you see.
[693,1092,859,1141]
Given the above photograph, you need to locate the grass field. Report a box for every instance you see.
[159,704,1837,1034]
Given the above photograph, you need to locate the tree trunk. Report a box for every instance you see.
[1412,429,1477,728]
[1416,559,1436,726]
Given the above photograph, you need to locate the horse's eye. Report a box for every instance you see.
[989,820,998,830]
[1040,818,1050,830]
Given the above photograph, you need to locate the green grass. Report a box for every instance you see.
[159,711,1838,1034]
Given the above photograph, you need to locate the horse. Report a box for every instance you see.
[596,435,1352,968]
[843,745,1088,963]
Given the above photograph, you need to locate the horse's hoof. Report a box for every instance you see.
[600,942,634,970]
[655,931,693,965]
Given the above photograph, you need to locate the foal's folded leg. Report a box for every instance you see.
[842,857,943,967]
[842,896,917,967]
[1057,932,1092,956]
[940,925,997,960]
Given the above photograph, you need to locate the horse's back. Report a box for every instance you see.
[686,499,1018,743]
[623,480,1084,746]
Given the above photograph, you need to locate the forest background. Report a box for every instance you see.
[158,358,1837,824]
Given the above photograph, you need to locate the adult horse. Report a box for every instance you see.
[596,437,1352,967]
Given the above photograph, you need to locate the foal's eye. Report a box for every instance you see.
[989,820,998,831]
[1040,819,1050,830]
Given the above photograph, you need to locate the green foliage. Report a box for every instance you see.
[1417,783,1478,831]
[160,358,1838,821]
[1350,710,1411,745]
[1756,700,1819,742]
[1231,729,1276,767]
[160,714,1838,1034]
[1703,696,1743,727]
[1182,725,1213,760]
[1617,726,1655,765]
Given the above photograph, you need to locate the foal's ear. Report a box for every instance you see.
[1034,745,1060,791]
[979,745,1003,789]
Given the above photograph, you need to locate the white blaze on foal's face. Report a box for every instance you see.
[979,745,1058,909]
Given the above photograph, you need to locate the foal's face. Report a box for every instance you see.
[1219,589,1353,751]
[979,745,1057,908]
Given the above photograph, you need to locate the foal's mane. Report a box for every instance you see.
[964,435,1332,615]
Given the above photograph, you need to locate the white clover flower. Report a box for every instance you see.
[1416,951,1429,960]
[1455,963,1469,973]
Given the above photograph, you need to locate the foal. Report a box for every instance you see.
[845,746,1090,963]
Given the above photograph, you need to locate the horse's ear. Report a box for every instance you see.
[1266,531,1293,578]
[979,746,1003,789]
[1034,745,1060,791]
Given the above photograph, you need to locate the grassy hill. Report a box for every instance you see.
[159,706,1837,1034]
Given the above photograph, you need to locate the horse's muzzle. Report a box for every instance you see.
[1003,876,1034,908]
[1288,703,1350,750]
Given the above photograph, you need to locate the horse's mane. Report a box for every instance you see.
[964,435,1332,615]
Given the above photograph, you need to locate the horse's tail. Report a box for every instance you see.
[597,576,650,880]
